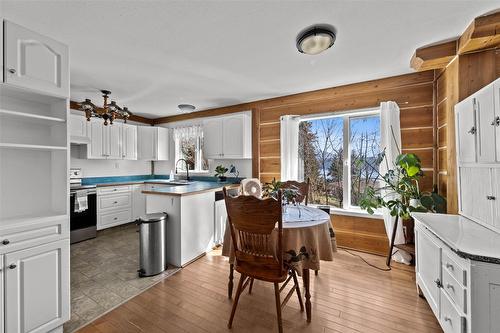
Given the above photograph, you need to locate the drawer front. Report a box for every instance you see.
[0,216,68,253]
[99,193,131,210]
[442,268,467,314]
[443,250,467,286]
[97,185,130,195]
[440,289,466,333]
[144,184,171,191]
[99,210,132,228]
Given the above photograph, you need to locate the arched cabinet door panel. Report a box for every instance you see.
[3,20,69,98]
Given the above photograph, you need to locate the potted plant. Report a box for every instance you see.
[214,165,229,182]
[263,178,302,214]
[359,152,446,266]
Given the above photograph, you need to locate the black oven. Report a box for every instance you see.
[70,189,97,244]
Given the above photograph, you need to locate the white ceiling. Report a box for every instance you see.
[1,1,498,118]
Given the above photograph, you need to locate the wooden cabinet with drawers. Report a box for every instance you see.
[97,185,133,230]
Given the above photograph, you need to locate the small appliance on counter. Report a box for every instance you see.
[70,168,97,244]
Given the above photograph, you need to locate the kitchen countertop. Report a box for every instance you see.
[94,179,182,187]
[412,212,500,264]
[142,181,239,196]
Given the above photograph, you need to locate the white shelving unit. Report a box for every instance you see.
[0,86,69,225]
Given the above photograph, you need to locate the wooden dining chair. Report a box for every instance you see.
[281,178,310,205]
[223,188,304,333]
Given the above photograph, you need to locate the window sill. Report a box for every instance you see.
[308,204,384,220]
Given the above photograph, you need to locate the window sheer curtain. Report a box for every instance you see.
[280,115,300,181]
[173,125,203,170]
[380,101,412,265]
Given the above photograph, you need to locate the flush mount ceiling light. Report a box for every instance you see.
[178,104,196,113]
[296,24,336,55]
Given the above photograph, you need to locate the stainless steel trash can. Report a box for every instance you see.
[137,212,167,277]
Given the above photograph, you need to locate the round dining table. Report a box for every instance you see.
[221,204,337,323]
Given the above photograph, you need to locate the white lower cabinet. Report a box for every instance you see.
[415,219,500,333]
[416,226,442,317]
[131,184,146,220]
[4,239,70,333]
[97,186,133,230]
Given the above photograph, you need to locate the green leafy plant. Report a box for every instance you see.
[214,165,228,178]
[262,178,283,199]
[359,151,446,220]
[263,178,301,205]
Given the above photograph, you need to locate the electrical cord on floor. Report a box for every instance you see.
[341,248,393,271]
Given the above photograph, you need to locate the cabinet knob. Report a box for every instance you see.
[444,316,451,322]
[445,262,453,270]
[445,283,454,291]
[114,217,118,220]
[434,278,442,288]
[491,117,500,126]
[2,239,10,245]
[8,264,16,269]
[113,201,118,204]
[487,195,496,200]
[468,126,476,135]
[8,68,16,74]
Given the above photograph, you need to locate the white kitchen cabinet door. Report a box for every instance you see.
[475,85,496,163]
[3,21,69,98]
[460,167,494,225]
[416,227,442,318]
[494,81,500,161]
[138,127,168,160]
[222,114,250,158]
[203,118,223,158]
[69,114,89,143]
[0,254,3,333]
[122,124,137,160]
[107,123,122,159]
[5,239,70,333]
[156,127,169,161]
[87,118,106,159]
[456,97,477,163]
[132,184,146,220]
[489,169,500,232]
[138,126,155,160]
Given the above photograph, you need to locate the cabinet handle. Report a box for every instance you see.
[468,126,476,135]
[445,283,454,291]
[114,217,118,220]
[113,189,117,191]
[491,116,500,126]
[445,262,453,270]
[8,264,16,269]
[2,239,10,245]
[487,195,496,200]
[8,68,16,74]
[434,278,442,288]
[113,201,118,204]
[444,316,451,323]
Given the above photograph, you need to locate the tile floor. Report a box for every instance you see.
[65,223,180,333]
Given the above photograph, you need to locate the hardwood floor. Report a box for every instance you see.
[77,249,442,333]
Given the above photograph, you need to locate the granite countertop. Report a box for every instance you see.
[142,181,239,196]
[412,212,500,264]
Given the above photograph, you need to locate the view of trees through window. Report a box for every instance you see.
[176,132,208,172]
[298,113,381,208]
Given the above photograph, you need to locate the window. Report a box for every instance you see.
[173,125,208,172]
[298,110,381,210]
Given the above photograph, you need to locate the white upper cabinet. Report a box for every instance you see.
[69,113,90,144]
[4,239,70,333]
[494,81,500,161]
[203,112,252,159]
[137,126,169,161]
[3,21,69,98]
[203,118,223,159]
[107,122,122,159]
[87,118,106,159]
[475,85,496,163]
[122,123,138,160]
[456,97,477,163]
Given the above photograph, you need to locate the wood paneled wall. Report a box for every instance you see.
[435,48,500,214]
[158,71,436,255]
[256,71,436,190]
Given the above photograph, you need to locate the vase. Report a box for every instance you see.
[218,176,227,182]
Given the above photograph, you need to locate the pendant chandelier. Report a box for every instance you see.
[77,90,132,126]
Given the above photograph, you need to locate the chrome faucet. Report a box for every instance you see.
[175,159,191,181]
